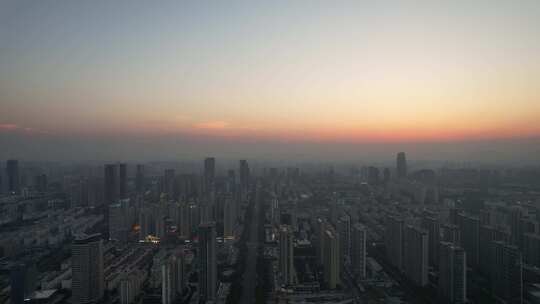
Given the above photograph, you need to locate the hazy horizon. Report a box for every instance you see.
[2,1,540,163]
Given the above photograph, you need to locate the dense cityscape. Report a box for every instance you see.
[3,1,540,304]
[1,154,540,303]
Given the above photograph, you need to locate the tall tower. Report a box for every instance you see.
[199,222,217,302]
[135,164,144,193]
[119,163,127,199]
[104,164,119,205]
[72,234,104,304]
[279,225,294,286]
[239,160,250,199]
[223,198,236,239]
[396,152,407,179]
[351,223,367,278]
[6,159,20,194]
[323,228,340,289]
[438,242,467,304]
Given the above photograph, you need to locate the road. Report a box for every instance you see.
[239,186,261,304]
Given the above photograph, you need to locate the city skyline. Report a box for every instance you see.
[1,1,540,162]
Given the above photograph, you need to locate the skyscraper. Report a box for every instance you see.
[163,169,176,199]
[438,242,467,304]
[135,164,144,193]
[396,152,407,179]
[6,159,19,194]
[239,159,250,198]
[337,214,351,268]
[351,223,367,279]
[403,225,428,287]
[199,222,217,302]
[279,225,295,286]
[203,157,215,194]
[323,228,341,289]
[422,215,441,268]
[104,164,119,205]
[223,198,236,239]
[457,213,480,268]
[119,163,127,199]
[72,234,104,304]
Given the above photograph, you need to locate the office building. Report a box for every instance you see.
[199,222,217,302]
[72,234,104,304]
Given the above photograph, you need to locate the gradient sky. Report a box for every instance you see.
[1,1,540,161]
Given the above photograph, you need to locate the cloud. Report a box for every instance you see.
[0,123,50,134]
[0,123,18,131]
[193,121,229,130]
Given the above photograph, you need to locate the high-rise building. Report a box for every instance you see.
[367,166,380,185]
[438,242,467,304]
[178,202,191,239]
[383,168,391,183]
[199,222,217,302]
[457,213,480,268]
[441,224,460,245]
[223,198,236,239]
[351,223,367,278]
[119,163,127,199]
[239,160,250,197]
[162,251,185,304]
[422,216,440,268]
[9,262,36,304]
[385,215,404,270]
[337,214,351,265]
[109,199,133,242]
[315,218,327,267]
[135,164,145,193]
[479,225,510,276]
[163,169,176,199]
[509,206,524,248]
[491,241,522,304]
[403,225,429,286]
[203,157,215,194]
[104,164,119,205]
[279,225,295,286]
[72,234,104,304]
[523,233,540,267]
[396,152,407,179]
[34,174,47,192]
[6,159,20,194]
[323,228,341,289]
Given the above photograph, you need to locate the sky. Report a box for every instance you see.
[1,1,540,162]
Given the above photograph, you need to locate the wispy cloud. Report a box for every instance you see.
[0,123,50,134]
[193,121,229,130]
